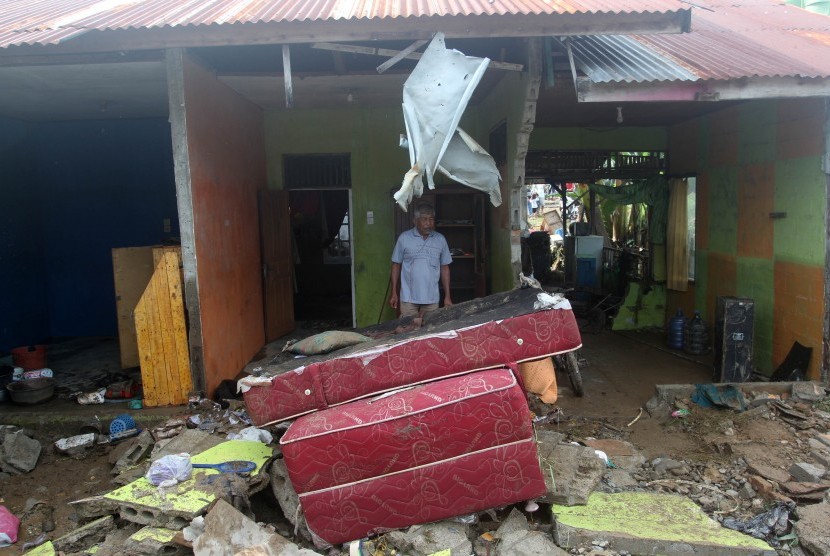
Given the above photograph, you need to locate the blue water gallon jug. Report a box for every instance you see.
[668,309,685,349]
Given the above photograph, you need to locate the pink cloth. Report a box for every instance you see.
[0,505,19,546]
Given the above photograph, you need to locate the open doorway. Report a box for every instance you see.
[287,187,353,324]
[284,153,354,326]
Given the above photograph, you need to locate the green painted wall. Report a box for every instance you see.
[264,90,521,324]
[673,98,827,376]
[707,166,738,255]
[774,157,826,264]
[265,107,409,326]
[736,257,774,372]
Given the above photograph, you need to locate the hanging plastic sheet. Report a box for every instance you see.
[395,33,502,210]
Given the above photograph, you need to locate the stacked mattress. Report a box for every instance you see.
[241,288,580,545]
[280,368,547,544]
[242,288,581,425]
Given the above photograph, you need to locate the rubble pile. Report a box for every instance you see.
[1,378,829,555]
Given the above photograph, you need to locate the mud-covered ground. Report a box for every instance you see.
[1,328,827,554]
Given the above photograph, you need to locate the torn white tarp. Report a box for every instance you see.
[395,33,502,210]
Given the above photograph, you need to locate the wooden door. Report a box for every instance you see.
[259,189,295,342]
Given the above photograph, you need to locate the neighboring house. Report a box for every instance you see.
[0,0,827,396]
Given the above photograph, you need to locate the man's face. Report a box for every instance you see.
[414,213,434,236]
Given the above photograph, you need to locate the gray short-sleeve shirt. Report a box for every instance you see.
[391,228,452,304]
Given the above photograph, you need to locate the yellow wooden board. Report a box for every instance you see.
[104,441,272,515]
[135,248,192,407]
[112,246,156,368]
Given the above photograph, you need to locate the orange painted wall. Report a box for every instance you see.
[670,98,826,378]
[736,163,774,260]
[182,54,266,395]
[774,261,825,379]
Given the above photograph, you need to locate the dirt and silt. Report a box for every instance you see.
[1,328,827,554]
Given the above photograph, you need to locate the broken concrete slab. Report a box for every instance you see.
[193,499,320,556]
[789,462,826,483]
[51,515,116,553]
[151,428,224,461]
[68,495,119,520]
[795,502,830,556]
[269,458,312,542]
[105,440,272,529]
[791,382,826,402]
[648,382,815,414]
[126,526,189,555]
[604,468,638,489]
[494,530,566,556]
[745,461,790,484]
[536,430,605,506]
[584,439,644,471]
[552,492,775,555]
[0,430,41,473]
[113,430,155,473]
[385,521,472,556]
[493,507,528,539]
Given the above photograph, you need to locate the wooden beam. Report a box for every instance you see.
[0,12,691,57]
[282,44,293,108]
[575,76,830,102]
[314,41,523,72]
[0,49,163,67]
[376,39,427,73]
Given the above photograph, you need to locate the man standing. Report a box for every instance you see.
[389,202,453,317]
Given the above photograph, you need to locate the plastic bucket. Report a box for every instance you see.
[11,345,47,371]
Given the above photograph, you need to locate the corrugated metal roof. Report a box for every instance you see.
[0,0,689,48]
[566,35,696,82]
[562,0,830,81]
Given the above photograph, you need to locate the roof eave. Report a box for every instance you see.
[575,75,830,102]
[0,11,692,55]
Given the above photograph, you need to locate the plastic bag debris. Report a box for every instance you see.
[54,433,97,453]
[146,453,192,486]
[722,501,794,546]
[691,383,747,411]
[76,388,106,405]
[226,426,273,444]
[182,515,205,542]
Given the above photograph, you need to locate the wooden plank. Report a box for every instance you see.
[164,251,192,404]
[259,189,295,341]
[313,42,523,72]
[376,39,427,74]
[135,250,192,407]
[134,295,156,407]
[112,246,155,369]
[148,258,172,407]
[153,253,177,407]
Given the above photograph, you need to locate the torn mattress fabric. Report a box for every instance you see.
[395,33,501,210]
[241,288,581,426]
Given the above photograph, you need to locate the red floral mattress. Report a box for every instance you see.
[280,368,546,545]
[242,288,581,425]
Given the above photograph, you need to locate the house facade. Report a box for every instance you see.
[0,0,828,395]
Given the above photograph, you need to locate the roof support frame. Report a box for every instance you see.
[575,75,830,102]
[0,12,692,56]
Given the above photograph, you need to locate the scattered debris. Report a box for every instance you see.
[193,499,320,555]
[0,429,41,474]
